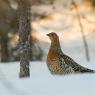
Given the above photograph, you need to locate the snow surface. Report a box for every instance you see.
[0,61,95,95]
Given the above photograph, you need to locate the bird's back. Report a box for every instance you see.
[62,54,95,73]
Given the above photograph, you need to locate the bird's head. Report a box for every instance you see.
[47,32,59,42]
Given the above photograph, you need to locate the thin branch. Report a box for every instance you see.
[70,0,90,61]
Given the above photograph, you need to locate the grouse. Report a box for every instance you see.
[47,32,95,75]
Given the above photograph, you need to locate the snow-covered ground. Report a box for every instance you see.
[0,61,95,95]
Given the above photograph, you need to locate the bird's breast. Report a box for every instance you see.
[47,49,59,62]
[47,50,64,74]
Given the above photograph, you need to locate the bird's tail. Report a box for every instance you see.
[82,68,95,73]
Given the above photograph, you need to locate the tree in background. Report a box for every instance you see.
[83,0,95,8]
[0,0,17,62]
[70,0,90,61]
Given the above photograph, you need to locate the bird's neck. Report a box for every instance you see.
[50,39,61,51]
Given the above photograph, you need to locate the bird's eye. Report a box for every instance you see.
[51,34,54,36]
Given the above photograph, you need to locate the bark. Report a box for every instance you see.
[17,0,31,78]
[0,31,9,62]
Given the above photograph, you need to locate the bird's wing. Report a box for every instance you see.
[61,54,95,73]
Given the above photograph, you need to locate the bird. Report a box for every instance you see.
[46,32,95,75]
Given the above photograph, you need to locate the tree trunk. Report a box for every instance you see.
[17,0,31,78]
[0,31,9,62]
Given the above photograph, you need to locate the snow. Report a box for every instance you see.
[0,61,95,95]
[1,74,95,95]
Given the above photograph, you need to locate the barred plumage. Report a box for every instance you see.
[47,32,95,75]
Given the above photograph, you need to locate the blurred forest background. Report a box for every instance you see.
[0,0,95,62]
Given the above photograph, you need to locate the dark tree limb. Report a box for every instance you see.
[77,16,90,61]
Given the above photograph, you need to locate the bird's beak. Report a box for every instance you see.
[46,33,50,36]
